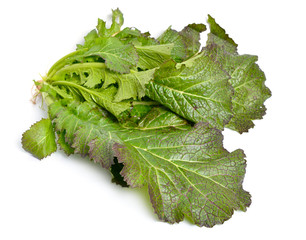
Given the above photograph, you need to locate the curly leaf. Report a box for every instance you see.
[52,62,105,88]
[84,37,138,74]
[97,8,124,37]
[105,68,156,102]
[49,100,121,168]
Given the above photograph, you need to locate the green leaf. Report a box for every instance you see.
[48,101,250,227]
[115,27,158,46]
[113,122,251,227]
[207,15,237,54]
[52,62,105,88]
[179,23,206,59]
[106,68,156,102]
[158,23,206,62]
[145,54,233,130]
[49,100,121,168]
[22,118,57,159]
[135,44,174,70]
[205,17,271,133]
[158,27,187,62]
[51,81,131,118]
[40,82,73,100]
[137,106,189,130]
[84,37,138,74]
[206,45,271,132]
[96,8,124,37]
[77,29,99,50]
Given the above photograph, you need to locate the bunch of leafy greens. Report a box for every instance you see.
[22,9,271,227]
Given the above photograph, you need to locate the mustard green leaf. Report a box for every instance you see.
[113,122,251,227]
[84,37,138,74]
[108,68,156,102]
[205,45,271,132]
[146,54,233,130]
[77,29,99,50]
[137,106,189,130]
[22,119,57,159]
[205,17,271,133]
[157,27,187,62]
[115,27,158,46]
[52,62,106,88]
[49,100,121,168]
[22,10,273,228]
[207,15,238,54]
[97,8,124,38]
[135,44,174,70]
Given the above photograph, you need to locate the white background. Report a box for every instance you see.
[1,0,305,239]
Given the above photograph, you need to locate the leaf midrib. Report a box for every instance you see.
[133,146,233,217]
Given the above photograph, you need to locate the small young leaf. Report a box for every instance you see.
[22,119,57,159]
[97,8,124,37]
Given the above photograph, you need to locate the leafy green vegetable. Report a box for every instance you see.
[145,54,233,130]
[22,9,271,227]
[113,122,251,227]
[22,119,57,159]
[205,15,272,133]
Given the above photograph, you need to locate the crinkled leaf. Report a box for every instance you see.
[39,82,73,99]
[22,118,57,159]
[48,101,250,227]
[205,45,271,132]
[49,100,121,168]
[113,122,251,227]
[52,62,105,88]
[106,68,156,102]
[51,80,131,118]
[145,54,233,130]
[206,17,271,133]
